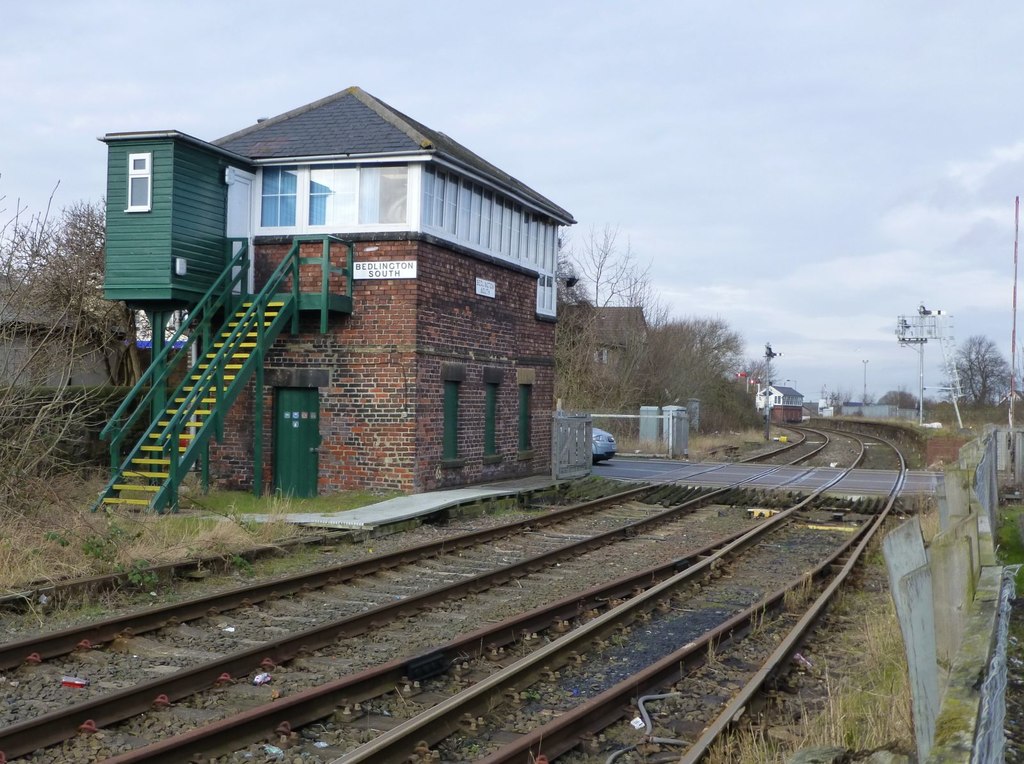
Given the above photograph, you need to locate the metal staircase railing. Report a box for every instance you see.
[95,235,352,513]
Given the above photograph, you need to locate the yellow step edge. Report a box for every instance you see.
[113,484,160,493]
[213,342,257,349]
[140,445,187,453]
[175,397,218,403]
[132,457,170,465]
[122,470,169,479]
[157,421,204,428]
[190,377,234,383]
[148,432,195,440]
[102,497,151,506]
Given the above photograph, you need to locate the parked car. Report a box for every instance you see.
[592,427,617,463]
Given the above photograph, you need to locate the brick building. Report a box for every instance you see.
[98,87,574,510]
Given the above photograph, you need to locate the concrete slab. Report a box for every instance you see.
[248,475,558,530]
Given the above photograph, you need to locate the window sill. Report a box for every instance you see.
[517,450,535,461]
[482,454,503,465]
[441,458,466,469]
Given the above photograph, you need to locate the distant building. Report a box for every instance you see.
[756,385,804,424]
[581,305,646,365]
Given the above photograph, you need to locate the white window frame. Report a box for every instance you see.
[126,152,152,213]
[254,162,414,236]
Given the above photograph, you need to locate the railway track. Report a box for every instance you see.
[0,432,908,762]
[331,448,906,764]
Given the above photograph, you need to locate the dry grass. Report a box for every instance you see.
[689,429,765,461]
[797,598,912,749]
[0,475,382,592]
[917,501,940,543]
[706,590,912,763]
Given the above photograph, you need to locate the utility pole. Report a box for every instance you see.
[1012,196,1019,429]
[862,359,869,404]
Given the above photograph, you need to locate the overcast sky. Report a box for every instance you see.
[2,1,1022,405]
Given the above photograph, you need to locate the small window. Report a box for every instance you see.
[261,166,298,227]
[518,384,532,451]
[443,380,460,460]
[126,152,152,212]
[537,274,556,316]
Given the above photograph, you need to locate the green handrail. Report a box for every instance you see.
[100,240,250,459]
[96,235,349,512]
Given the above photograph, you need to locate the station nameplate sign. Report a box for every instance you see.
[475,278,496,298]
[353,260,417,280]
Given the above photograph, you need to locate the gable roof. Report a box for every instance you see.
[560,305,648,345]
[215,87,574,224]
[771,385,803,398]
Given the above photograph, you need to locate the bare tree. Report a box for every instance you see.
[955,335,1009,406]
[879,388,918,409]
[0,193,127,513]
[826,388,854,408]
[566,225,654,309]
[555,228,658,412]
[642,318,743,404]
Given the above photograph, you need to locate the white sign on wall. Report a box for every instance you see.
[475,278,496,298]
[353,260,418,280]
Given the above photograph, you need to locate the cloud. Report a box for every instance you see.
[947,141,1024,194]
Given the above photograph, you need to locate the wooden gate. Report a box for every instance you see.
[552,413,592,480]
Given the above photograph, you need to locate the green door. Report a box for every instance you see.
[274,388,321,498]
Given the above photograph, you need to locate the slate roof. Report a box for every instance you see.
[772,385,803,398]
[215,87,574,224]
[561,305,647,348]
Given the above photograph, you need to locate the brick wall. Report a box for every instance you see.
[209,236,554,494]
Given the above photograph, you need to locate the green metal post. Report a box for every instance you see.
[346,240,354,301]
[321,237,330,333]
[291,242,300,335]
[253,302,265,498]
[148,310,169,426]
[201,441,209,494]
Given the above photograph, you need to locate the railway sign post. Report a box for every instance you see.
[764,343,780,441]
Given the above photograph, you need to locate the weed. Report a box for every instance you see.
[82,534,116,562]
[115,560,159,591]
[44,530,70,547]
[230,554,255,577]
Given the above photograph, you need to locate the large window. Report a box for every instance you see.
[260,164,408,230]
[126,153,152,212]
[421,166,559,316]
[309,166,357,225]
